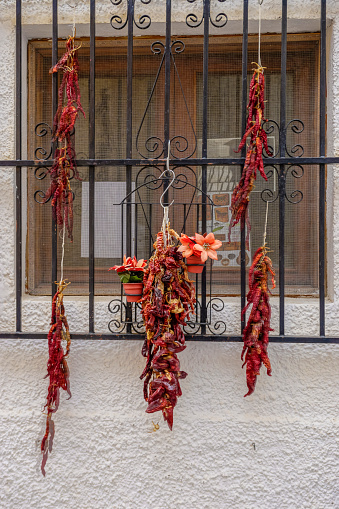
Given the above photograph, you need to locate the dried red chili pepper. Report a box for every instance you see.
[44,33,85,241]
[41,280,71,476]
[140,229,196,429]
[229,63,272,238]
[241,245,275,396]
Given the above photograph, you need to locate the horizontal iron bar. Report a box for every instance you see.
[1,157,339,167]
[0,332,338,343]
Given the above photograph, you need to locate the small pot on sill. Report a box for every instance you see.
[122,282,144,302]
[185,255,205,274]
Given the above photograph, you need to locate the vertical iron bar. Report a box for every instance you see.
[126,0,133,252]
[200,0,210,335]
[163,0,171,204]
[134,203,138,258]
[89,0,95,332]
[121,204,124,323]
[240,0,248,332]
[164,0,171,156]
[279,0,287,336]
[319,0,326,335]
[163,0,171,207]
[126,0,134,331]
[52,0,58,297]
[15,0,22,331]
[196,203,200,326]
[149,204,152,256]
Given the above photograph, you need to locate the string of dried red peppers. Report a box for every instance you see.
[140,229,196,430]
[41,280,71,476]
[40,34,84,475]
[229,63,272,237]
[241,246,275,397]
[44,33,85,241]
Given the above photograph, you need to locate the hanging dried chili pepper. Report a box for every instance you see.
[41,280,71,475]
[241,245,275,397]
[229,63,272,238]
[140,229,195,430]
[44,33,85,241]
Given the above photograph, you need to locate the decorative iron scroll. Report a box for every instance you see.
[262,120,280,158]
[110,0,152,30]
[34,123,53,162]
[135,40,197,160]
[108,299,145,333]
[186,0,228,29]
[285,119,305,157]
[259,117,305,204]
[260,163,304,204]
[109,294,227,336]
[33,122,76,204]
[261,165,279,203]
[285,164,304,204]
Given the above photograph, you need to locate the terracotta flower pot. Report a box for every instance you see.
[185,255,205,274]
[122,282,144,302]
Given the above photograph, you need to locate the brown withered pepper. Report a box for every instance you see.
[140,230,195,430]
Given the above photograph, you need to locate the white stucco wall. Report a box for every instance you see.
[0,1,338,508]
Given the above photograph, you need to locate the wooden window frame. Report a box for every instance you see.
[27,33,321,296]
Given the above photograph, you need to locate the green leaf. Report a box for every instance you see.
[212,226,224,233]
[120,273,130,283]
[129,275,142,283]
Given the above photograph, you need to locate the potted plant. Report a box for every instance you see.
[109,256,147,302]
[178,232,222,273]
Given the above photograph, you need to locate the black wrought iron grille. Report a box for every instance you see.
[2,0,339,343]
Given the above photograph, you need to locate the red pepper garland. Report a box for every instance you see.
[229,63,272,237]
[40,32,84,475]
[41,280,71,475]
[140,229,196,430]
[43,33,85,241]
[241,245,275,396]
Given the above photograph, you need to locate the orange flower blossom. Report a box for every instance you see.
[178,233,222,263]
[177,234,196,258]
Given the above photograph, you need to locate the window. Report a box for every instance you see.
[27,33,320,297]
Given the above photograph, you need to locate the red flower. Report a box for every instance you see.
[109,255,147,273]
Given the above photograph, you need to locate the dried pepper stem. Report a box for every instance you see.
[44,33,85,241]
[41,280,71,476]
[229,63,272,238]
[140,229,196,430]
[241,245,275,397]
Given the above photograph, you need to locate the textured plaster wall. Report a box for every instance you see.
[0,1,339,508]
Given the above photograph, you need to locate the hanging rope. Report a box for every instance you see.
[263,200,269,249]
[258,0,269,252]
[66,0,77,36]
[159,141,175,247]
[60,211,66,284]
[258,0,263,67]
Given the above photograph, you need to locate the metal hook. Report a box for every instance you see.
[159,141,175,209]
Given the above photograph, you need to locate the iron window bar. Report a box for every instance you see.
[2,157,339,167]
[1,0,338,342]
